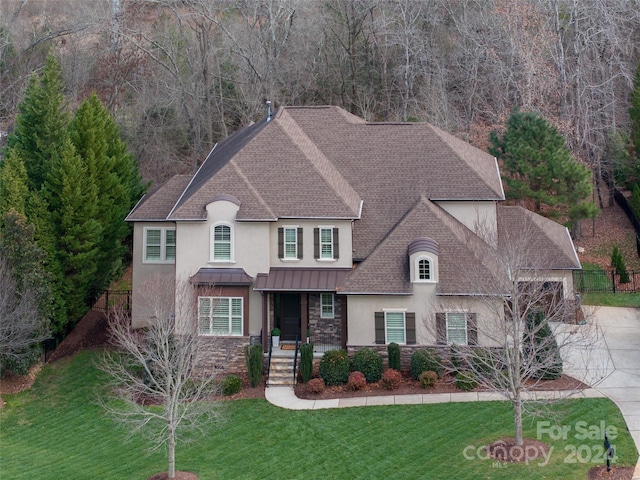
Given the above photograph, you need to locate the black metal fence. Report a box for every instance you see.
[91,289,132,313]
[573,269,640,294]
[309,332,341,354]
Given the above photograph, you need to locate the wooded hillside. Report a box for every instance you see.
[1,0,639,196]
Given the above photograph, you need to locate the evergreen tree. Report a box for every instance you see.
[44,139,103,324]
[489,110,598,237]
[0,149,29,218]
[523,310,562,380]
[5,54,69,190]
[69,94,144,291]
[611,245,630,284]
[630,184,640,219]
[630,61,640,168]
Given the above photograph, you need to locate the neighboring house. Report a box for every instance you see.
[126,106,581,372]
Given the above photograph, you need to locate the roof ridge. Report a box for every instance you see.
[276,108,362,217]
[229,158,276,219]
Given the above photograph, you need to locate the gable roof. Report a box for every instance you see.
[125,174,191,221]
[340,197,509,295]
[497,206,581,270]
[127,105,505,261]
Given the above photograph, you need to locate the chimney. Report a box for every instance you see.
[266,100,272,122]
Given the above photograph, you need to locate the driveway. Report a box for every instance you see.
[561,306,640,478]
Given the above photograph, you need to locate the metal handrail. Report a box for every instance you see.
[292,334,300,384]
[267,334,273,384]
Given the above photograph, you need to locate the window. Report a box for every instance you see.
[436,312,477,345]
[418,258,431,280]
[212,224,232,261]
[198,297,243,336]
[446,313,467,345]
[144,227,176,263]
[314,227,339,260]
[320,293,334,318]
[385,311,406,344]
[284,227,298,259]
[375,311,416,345]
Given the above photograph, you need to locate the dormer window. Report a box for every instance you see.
[418,257,431,281]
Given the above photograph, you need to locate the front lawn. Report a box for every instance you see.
[1,351,636,479]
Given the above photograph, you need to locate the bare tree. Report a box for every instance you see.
[0,253,50,374]
[98,274,222,479]
[426,212,605,447]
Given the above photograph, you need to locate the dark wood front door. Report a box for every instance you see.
[279,293,301,341]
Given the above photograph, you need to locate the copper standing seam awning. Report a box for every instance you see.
[190,268,254,286]
[254,267,352,292]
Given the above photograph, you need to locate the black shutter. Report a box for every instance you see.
[278,228,284,259]
[436,313,446,345]
[314,228,319,259]
[375,312,385,344]
[297,227,303,259]
[467,313,478,346]
[406,312,416,344]
[333,228,339,259]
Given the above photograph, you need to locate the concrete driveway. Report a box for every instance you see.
[561,306,640,478]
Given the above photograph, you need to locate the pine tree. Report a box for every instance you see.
[69,94,144,291]
[489,110,598,237]
[523,310,563,380]
[630,61,640,168]
[5,54,69,190]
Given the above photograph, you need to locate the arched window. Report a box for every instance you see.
[416,256,433,282]
[212,224,232,261]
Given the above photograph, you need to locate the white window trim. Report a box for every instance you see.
[143,227,176,264]
[210,222,234,263]
[320,293,335,319]
[384,309,406,345]
[283,226,298,260]
[318,226,334,261]
[415,255,435,283]
[446,312,468,345]
[198,296,243,336]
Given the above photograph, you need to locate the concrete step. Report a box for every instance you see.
[268,357,297,386]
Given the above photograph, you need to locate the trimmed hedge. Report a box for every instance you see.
[387,342,401,371]
[347,371,367,391]
[244,344,263,388]
[419,370,438,389]
[410,348,443,379]
[299,343,314,383]
[319,349,350,386]
[307,378,325,394]
[352,347,383,383]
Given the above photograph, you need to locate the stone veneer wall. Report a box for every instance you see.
[198,336,250,374]
[347,345,454,372]
[308,293,342,346]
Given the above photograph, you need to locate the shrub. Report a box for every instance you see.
[307,377,325,394]
[387,342,401,371]
[299,343,314,383]
[611,245,630,283]
[244,344,263,388]
[319,349,350,386]
[419,370,438,389]
[523,310,563,380]
[410,348,443,379]
[470,348,502,378]
[381,368,403,390]
[449,345,464,373]
[222,374,242,396]
[352,347,383,383]
[455,371,478,391]
[347,371,367,391]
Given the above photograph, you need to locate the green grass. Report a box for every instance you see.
[1,351,637,479]
[582,292,640,307]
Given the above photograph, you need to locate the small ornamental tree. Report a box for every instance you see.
[299,343,314,383]
[387,342,401,371]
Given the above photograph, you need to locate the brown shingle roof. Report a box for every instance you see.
[126,175,191,221]
[497,206,581,270]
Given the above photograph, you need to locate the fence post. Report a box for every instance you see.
[612,270,616,294]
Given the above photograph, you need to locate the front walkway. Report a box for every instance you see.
[265,306,640,478]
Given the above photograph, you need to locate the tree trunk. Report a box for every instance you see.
[514,394,523,446]
[168,422,176,478]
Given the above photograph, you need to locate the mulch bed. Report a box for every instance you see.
[588,466,635,479]
[487,437,550,463]
[147,471,198,480]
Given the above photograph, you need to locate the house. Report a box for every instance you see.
[126,105,581,373]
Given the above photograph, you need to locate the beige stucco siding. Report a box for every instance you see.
[437,201,497,247]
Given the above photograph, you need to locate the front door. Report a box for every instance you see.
[279,293,301,341]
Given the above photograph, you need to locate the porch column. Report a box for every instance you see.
[261,293,268,353]
[301,293,308,343]
[340,296,347,350]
